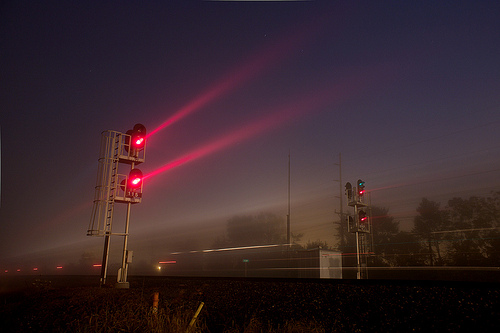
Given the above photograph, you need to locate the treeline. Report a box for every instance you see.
[211,191,500,268]
[343,191,500,267]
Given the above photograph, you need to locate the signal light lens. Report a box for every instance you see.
[131,177,141,186]
[134,137,144,146]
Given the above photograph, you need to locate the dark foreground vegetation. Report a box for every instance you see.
[1,275,499,332]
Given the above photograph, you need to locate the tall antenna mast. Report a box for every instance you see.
[287,151,291,246]
[338,153,344,250]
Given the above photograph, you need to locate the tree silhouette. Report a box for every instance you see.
[446,192,500,266]
[412,198,450,265]
[370,206,425,267]
[305,240,331,250]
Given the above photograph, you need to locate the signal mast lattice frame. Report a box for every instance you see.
[88,124,146,288]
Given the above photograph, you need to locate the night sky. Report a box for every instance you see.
[1,1,499,272]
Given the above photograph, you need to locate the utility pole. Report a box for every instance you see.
[334,153,346,250]
[337,153,344,250]
[287,151,291,246]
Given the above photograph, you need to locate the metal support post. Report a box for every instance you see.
[116,202,131,288]
[354,204,361,279]
[100,232,111,286]
[116,162,134,289]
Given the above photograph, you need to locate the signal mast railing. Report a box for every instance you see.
[88,130,144,236]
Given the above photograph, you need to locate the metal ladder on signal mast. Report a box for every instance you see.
[103,133,120,235]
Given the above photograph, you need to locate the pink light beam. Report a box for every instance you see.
[145,71,368,181]
[147,15,331,139]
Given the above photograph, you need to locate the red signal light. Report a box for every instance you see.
[131,123,146,150]
[134,137,144,146]
[126,168,143,198]
[124,124,146,153]
[128,169,143,188]
[359,210,367,223]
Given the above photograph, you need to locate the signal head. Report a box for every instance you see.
[358,210,367,222]
[128,169,143,188]
[131,123,146,150]
[357,179,365,196]
[345,182,353,200]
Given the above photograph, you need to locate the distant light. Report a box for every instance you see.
[93,264,102,267]
[56,266,63,269]
[157,266,161,271]
[17,269,21,272]
[158,260,177,264]
[4,270,8,273]
[33,267,38,271]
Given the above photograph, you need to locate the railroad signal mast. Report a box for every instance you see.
[345,179,371,279]
[88,124,146,288]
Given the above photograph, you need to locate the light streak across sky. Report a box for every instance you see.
[168,243,285,256]
[147,11,330,139]
[144,71,371,181]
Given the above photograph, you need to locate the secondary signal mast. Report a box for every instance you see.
[345,179,371,279]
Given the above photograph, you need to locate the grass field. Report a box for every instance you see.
[1,275,499,332]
